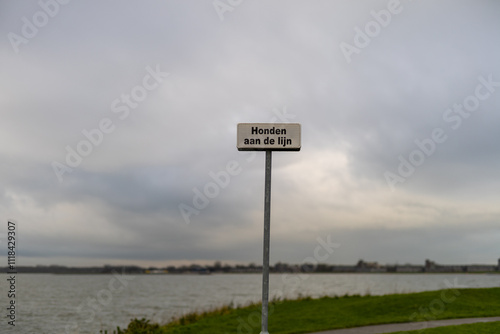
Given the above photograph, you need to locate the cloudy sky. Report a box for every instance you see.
[1,0,500,268]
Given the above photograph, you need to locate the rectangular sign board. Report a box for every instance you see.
[237,123,301,151]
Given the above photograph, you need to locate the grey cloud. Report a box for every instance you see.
[1,0,500,267]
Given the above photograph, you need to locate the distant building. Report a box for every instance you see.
[425,259,436,271]
[356,260,385,272]
[424,259,498,273]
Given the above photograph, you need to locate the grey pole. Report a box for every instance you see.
[261,150,272,334]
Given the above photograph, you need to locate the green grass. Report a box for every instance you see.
[393,321,500,333]
[108,287,500,334]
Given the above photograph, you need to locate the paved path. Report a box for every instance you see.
[308,316,500,334]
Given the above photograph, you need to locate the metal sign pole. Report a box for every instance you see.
[236,123,300,334]
[261,150,272,334]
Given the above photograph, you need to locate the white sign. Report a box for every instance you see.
[237,123,301,151]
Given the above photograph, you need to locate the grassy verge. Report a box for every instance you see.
[106,287,500,334]
[393,321,500,333]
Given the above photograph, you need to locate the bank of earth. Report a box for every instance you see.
[107,287,500,334]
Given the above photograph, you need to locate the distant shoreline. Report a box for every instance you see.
[1,265,499,275]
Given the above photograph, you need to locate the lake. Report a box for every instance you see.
[1,273,499,333]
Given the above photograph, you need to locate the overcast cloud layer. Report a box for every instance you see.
[1,0,500,267]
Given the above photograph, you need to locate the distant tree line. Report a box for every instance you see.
[3,258,499,274]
